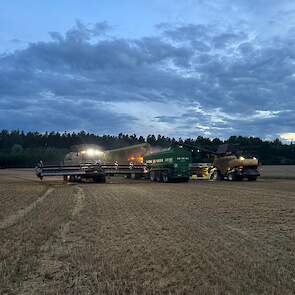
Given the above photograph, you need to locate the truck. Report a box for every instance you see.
[144,147,192,182]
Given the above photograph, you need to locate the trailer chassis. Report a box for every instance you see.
[35,162,147,183]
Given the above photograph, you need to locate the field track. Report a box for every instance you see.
[0,169,295,294]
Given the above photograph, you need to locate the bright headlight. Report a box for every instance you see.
[239,156,245,160]
[85,149,104,156]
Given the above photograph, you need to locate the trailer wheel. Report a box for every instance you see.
[162,173,169,183]
[156,172,163,182]
[150,171,156,182]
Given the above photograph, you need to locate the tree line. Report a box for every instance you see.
[0,130,294,167]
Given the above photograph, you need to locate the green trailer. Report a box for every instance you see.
[144,147,191,182]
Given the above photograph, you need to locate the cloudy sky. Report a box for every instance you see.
[1,0,295,140]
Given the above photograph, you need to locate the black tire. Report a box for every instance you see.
[211,170,222,181]
[156,172,163,182]
[93,175,106,183]
[247,176,257,181]
[162,172,169,183]
[150,171,156,182]
[228,173,236,181]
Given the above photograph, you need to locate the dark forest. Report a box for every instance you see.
[0,130,294,167]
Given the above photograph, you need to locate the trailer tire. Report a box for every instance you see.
[150,171,156,182]
[156,172,163,182]
[162,172,169,183]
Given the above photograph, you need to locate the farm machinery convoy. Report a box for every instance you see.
[35,142,260,182]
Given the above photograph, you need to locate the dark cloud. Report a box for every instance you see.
[0,96,137,133]
[0,21,295,138]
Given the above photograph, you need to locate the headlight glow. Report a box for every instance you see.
[83,149,104,157]
[239,156,245,160]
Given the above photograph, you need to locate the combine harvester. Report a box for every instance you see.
[210,144,260,181]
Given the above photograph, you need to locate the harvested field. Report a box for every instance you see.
[260,165,295,179]
[0,169,295,294]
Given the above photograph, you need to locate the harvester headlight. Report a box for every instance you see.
[85,149,104,157]
[253,157,257,160]
[239,156,245,160]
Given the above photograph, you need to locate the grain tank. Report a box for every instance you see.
[144,147,191,182]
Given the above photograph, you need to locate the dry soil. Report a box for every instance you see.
[0,169,295,294]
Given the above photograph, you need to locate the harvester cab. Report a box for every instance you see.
[211,144,260,181]
[64,146,105,166]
